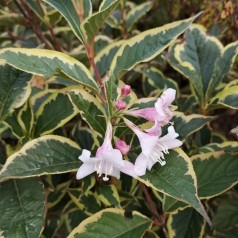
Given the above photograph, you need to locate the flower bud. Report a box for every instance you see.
[115,139,130,155]
[115,100,127,110]
[121,85,131,97]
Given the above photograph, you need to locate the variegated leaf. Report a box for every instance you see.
[126,1,153,31]
[173,112,213,140]
[107,13,201,109]
[68,208,152,238]
[34,92,77,137]
[68,89,107,136]
[0,48,99,91]
[167,208,205,238]
[139,148,211,225]
[81,0,120,45]
[43,0,84,42]
[0,63,32,122]
[0,135,81,182]
[191,151,238,198]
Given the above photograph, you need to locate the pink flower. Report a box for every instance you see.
[115,139,130,155]
[127,88,176,135]
[115,100,127,110]
[124,118,182,176]
[121,85,131,97]
[76,123,136,181]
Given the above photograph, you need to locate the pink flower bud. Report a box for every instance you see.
[115,139,130,155]
[121,85,131,97]
[115,100,127,110]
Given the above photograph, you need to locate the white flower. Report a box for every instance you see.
[124,118,182,176]
[76,123,136,181]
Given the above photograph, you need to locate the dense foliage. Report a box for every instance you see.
[0,0,238,237]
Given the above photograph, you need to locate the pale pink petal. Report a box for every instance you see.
[145,120,162,136]
[127,107,157,121]
[78,149,91,163]
[120,160,137,178]
[101,149,124,167]
[124,118,157,157]
[134,153,147,176]
[161,88,176,107]
[76,163,95,180]
[96,123,113,156]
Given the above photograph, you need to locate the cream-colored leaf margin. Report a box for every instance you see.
[167,211,206,238]
[191,150,238,199]
[110,13,202,77]
[0,48,99,91]
[35,89,78,136]
[0,135,80,182]
[67,208,152,238]
[139,148,211,226]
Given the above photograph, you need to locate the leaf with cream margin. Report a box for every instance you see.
[68,89,107,136]
[126,1,153,31]
[139,148,211,225]
[173,112,213,140]
[167,208,206,238]
[34,92,77,137]
[81,0,120,45]
[0,48,99,91]
[0,178,45,238]
[0,135,81,182]
[191,151,238,198]
[43,0,84,43]
[209,85,238,110]
[107,13,202,111]
[0,63,32,122]
[67,208,152,238]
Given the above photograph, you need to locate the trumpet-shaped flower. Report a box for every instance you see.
[76,123,136,181]
[127,88,176,135]
[124,118,182,176]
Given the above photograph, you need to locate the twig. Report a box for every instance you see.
[139,182,164,225]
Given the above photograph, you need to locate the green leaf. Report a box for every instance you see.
[43,0,84,43]
[96,184,120,206]
[197,141,238,153]
[173,112,213,140]
[126,2,153,31]
[167,208,205,238]
[141,67,178,96]
[68,89,107,136]
[209,85,238,109]
[34,92,77,137]
[18,101,34,137]
[0,48,99,91]
[213,197,238,232]
[168,25,223,105]
[25,0,45,22]
[93,40,124,77]
[81,0,120,45]
[68,208,152,238]
[4,112,24,138]
[0,135,81,182]
[163,195,188,213]
[0,178,45,238]
[139,148,211,225]
[107,13,201,106]
[94,35,113,54]
[191,151,238,198]
[0,63,32,122]
[207,41,238,99]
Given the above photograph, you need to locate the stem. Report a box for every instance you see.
[139,182,164,225]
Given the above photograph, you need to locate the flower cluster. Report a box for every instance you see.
[76,88,182,181]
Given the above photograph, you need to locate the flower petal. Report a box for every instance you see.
[134,153,147,176]
[76,163,95,180]
[126,107,157,121]
[78,149,91,162]
[120,160,137,178]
